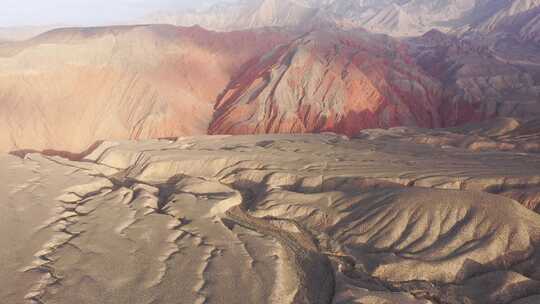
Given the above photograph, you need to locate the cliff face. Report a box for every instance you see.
[0,25,289,153]
[209,30,443,136]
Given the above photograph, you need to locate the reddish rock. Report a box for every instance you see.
[209,29,444,136]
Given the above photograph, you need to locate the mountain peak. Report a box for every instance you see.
[140,0,540,37]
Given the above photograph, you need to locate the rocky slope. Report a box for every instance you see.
[144,0,540,38]
[407,29,540,126]
[474,0,540,38]
[209,26,540,134]
[144,0,319,32]
[209,29,443,135]
[0,24,538,153]
[2,121,540,303]
[0,24,289,153]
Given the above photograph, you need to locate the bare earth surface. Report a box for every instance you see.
[2,121,540,303]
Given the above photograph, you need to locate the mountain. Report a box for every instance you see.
[407,29,540,126]
[144,0,321,31]
[0,25,62,41]
[474,0,540,34]
[209,29,443,135]
[209,26,540,135]
[1,24,539,153]
[143,0,540,37]
[0,25,290,153]
[520,10,540,42]
[2,5,540,302]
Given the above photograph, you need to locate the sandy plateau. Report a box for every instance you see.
[1,119,540,304]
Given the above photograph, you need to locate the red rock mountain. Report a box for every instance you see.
[0,24,538,153]
[209,29,443,136]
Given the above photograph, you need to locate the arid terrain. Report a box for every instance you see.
[1,118,540,303]
[1,0,540,303]
[0,23,539,153]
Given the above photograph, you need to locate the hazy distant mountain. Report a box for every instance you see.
[143,0,320,31]
[143,0,540,37]
[0,25,62,41]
